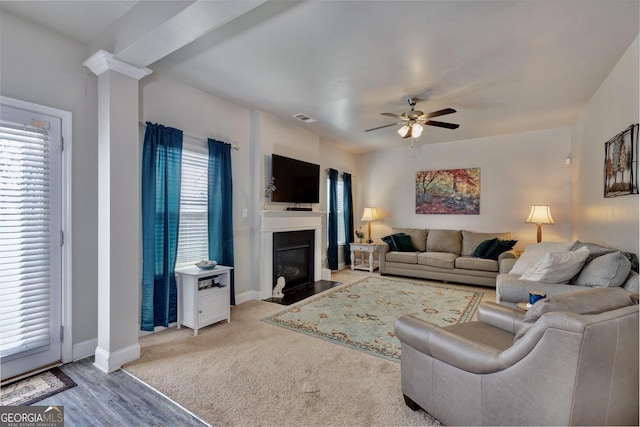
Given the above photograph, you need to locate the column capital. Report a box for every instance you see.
[83,50,152,80]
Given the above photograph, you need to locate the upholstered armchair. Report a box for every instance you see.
[394,287,639,426]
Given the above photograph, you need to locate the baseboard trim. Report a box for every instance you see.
[94,343,141,373]
[235,290,260,305]
[72,338,97,362]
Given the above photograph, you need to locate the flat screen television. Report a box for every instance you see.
[271,154,320,204]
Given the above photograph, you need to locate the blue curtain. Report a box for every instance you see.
[141,122,183,331]
[342,172,354,265]
[207,139,235,305]
[327,168,339,270]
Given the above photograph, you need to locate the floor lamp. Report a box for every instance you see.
[525,205,555,243]
[361,207,379,243]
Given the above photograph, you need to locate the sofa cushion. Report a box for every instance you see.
[386,251,418,264]
[519,246,590,283]
[573,251,632,288]
[426,229,462,255]
[509,242,575,275]
[514,287,633,342]
[392,228,427,252]
[418,252,457,269]
[485,239,518,261]
[623,271,640,293]
[462,231,512,256]
[455,256,499,272]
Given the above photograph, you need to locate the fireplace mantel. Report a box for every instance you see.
[258,211,326,300]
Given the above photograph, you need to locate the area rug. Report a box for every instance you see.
[1,367,76,406]
[262,276,484,361]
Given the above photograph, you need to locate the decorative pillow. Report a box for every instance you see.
[519,246,590,283]
[381,233,415,252]
[472,238,498,258]
[485,239,517,261]
[381,235,398,251]
[573,251,632,288]
[509,242,575,275]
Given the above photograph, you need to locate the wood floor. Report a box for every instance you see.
[36,357,207,427]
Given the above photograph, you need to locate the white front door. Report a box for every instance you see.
[0,103,63,381]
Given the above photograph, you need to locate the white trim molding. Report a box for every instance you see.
[258,211,326,300]
[94,343,141,373]
[83,50,152,80]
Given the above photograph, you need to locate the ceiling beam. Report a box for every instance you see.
[90,0,268,68]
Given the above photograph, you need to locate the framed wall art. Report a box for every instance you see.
[416,168,480,214]
[604,123,638,198]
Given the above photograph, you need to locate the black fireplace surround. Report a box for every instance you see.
[272,230,315,293]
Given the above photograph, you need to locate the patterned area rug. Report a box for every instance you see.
[263,276,484,362]
[1,368,76,406]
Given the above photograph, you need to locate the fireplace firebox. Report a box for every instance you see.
[272,230,315,293]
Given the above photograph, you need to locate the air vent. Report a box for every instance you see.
[292,113,316,123]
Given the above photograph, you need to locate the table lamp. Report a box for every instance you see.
[361,207,379,243]
[525,205,555,243]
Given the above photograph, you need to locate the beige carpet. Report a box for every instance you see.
[124,271,495,426]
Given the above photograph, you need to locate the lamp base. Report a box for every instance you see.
[366,239,373,244]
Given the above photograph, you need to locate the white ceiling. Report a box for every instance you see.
[2,0,638,153]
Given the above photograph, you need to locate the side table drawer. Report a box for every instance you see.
[351,243,371,252]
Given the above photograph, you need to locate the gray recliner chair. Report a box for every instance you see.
[394,287,639,426]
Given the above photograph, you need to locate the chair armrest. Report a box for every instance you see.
[499,257,517,273]
[378,243,390,272]
[477,302,525,334]
[395,315,508,374]
[498,250,516,262]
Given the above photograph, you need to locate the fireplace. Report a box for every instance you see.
[273,230,315,293]
[259,211,324,300]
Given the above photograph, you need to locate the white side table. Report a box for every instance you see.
[350,242,380,272]
[175,265,233,336]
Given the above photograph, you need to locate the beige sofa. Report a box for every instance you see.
[379,228,515,287]
[497,242,639,307]
[394,287,640,425]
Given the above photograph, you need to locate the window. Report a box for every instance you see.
[327,178,346,245]
[175,148,209,266]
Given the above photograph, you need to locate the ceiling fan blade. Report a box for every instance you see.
[426,120,460,129]
[364,122,403,132]
[425,108,457,119]
[381,112,405,119]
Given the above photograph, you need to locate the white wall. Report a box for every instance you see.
[140,73,255,301]
[1,11,99,349]
[360,128,573,249]
[572,35,639,253]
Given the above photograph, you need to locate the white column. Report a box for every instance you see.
[83,50,152,373]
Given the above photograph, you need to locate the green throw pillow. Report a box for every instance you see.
[485,239,517,261]
[382,233,415,252]
[473,238,498,258]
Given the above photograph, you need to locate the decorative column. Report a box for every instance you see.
[83,50,152,373]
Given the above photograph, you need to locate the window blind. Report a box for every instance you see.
[0,121,52,360]
[327,178,346,245]
[175,149,209,266]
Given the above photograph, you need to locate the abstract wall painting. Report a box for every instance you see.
[604,124,638,198]
[416,168,480,214]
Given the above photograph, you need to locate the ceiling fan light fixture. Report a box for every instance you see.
[397,125,410,138]
[412,123,423,138]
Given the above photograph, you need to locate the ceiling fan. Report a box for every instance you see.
[365,97,460,140]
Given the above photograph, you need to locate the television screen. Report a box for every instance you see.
[271,154,320,204]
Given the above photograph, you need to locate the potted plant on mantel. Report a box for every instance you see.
[264,177,276,209]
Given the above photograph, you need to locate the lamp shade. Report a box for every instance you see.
[525,205,555,225]
[397,125,410,138]
[412,123,423,138]
[361,207,379,222]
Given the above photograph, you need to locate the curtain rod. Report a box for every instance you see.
[139,122,240,151]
